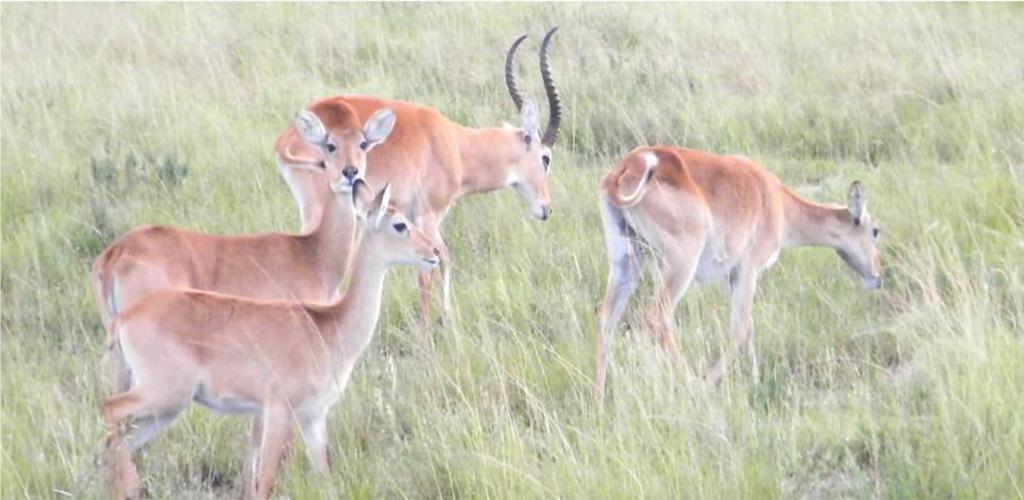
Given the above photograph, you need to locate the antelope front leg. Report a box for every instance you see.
[253,404,293,500]
[242,416,263,499]
[415,218,444,345]
[705,269,757,385]
[299,411,331,475]
[416,270,434,346]
[436,235,453,326]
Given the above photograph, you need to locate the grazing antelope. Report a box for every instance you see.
[594,147,882,399]
[91,104,396,391]
[100,181,439,500]
[275,29,563,340]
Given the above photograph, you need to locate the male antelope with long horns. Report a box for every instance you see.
[594,147,883,400]
[274,29,563,341]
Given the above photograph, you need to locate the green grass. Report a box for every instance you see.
[3,3,1023,498]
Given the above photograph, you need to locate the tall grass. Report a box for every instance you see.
[2,3,1022,498]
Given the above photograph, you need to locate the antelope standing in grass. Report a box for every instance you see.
[594,146,882,399]
[91,104,396,390]
[101,181,439,500]
[274,29,563,340]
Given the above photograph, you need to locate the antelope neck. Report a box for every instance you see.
[456,126,525,197]
[319,233,390,361]
[781,187,848,249]
[305,188,357,296]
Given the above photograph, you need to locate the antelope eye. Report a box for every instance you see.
[542,154,551,170]
[325,143,337,153]
[872,227,881,238]
[392,222,407,233]
[359,140,369,151]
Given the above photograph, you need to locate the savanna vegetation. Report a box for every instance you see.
[2,3,1022,498]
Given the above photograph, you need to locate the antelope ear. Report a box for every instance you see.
[363,108,396,150]
[365,183,392,229]
[847,181,867,225]
[351,178,372,215]
[520,98,540,144]
[295,110,328,146]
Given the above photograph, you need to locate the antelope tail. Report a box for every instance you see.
[92,245,122,332]
[613,151,659,208]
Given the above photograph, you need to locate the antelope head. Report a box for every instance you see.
[352,180,440,270]
[502,28,562,221]
[292,105,397,194]
[835,181,883,290]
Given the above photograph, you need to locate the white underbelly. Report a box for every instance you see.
[693,241,733,283]
[193,385,262,415]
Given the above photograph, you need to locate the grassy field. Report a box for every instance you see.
[3,3,1023,498]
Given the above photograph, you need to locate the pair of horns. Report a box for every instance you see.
[505,28,562,147]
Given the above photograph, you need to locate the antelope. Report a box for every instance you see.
[274,28,563,340]
[100,181,440,500]
[594,146,882,399]
[91,104,396,391]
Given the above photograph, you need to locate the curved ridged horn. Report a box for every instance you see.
[505,34,529,111]
[539,27,562,146]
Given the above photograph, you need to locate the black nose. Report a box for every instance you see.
[342,166,358,181]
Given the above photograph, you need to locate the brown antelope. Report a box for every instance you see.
[274,29,563,340]
[91,104,396,390]
[594,146,882,399]
[100,181,440,500]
